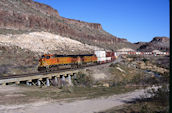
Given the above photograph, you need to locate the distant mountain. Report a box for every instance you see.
[137,37,169,52]
[0,0,136,50]
[133,42,147,50]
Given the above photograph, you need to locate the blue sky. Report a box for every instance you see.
[34,0,169,43]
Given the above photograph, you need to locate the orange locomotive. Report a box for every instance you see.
[38,54,98,72]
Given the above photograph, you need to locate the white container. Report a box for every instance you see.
[123,52,127,54]
[97,57,106,62]
[136,52,141,54]
[94,51,106,58]
[115,52,120,56]
[106,57,111,61]
[114,52,117,56]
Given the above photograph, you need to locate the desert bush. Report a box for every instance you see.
[146,84,169,106]
[134,84,169,113]
[109,63,148,86]
[0,65,9,75]
[109,63,116,67]
[131,73,143,84]
[142,58,148,63]
[72,72,93,87]
[161,72,169,82]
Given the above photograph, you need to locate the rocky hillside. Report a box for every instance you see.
[0,0,136,50]
[0,32,103,75]
[133,42,147,49]
[0,32,102,54]
[137,37,169,52]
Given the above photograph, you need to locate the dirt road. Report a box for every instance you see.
[0,88,147,113]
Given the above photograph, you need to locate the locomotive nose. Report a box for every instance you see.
[39,58,45,66]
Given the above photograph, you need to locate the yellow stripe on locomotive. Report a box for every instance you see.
[82,55,97,63]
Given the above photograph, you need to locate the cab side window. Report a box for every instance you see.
[46,56,50,59]
[54,54,58,57]
[52,55,57,58]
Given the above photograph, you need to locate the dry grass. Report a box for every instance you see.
[98,85,169,113]
[0,85,140,105]
[108,62,147,86]
[98,102,168,113]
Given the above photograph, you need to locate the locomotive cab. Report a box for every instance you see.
[38,54,51,72]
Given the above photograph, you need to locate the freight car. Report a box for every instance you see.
[38,54,98,72]
[94,51,116,63]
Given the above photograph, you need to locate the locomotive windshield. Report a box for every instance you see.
[41,55,50,59]
[46,56,50,59]
[41,55,45,58]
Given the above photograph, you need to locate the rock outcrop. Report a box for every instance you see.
[137,37,169,52]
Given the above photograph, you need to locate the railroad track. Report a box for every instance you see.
[0,67,83,80]
[0,62,112,80]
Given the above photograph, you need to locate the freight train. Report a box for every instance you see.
[115,51,169,56]
[38,51,116,72]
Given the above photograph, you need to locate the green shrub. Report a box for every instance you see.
[72,72,93,87]
[142,58,148,63]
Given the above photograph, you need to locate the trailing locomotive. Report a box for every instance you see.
[38,51,117,72]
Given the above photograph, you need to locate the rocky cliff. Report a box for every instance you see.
[137,37,169,52]
[0,0,135,50]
